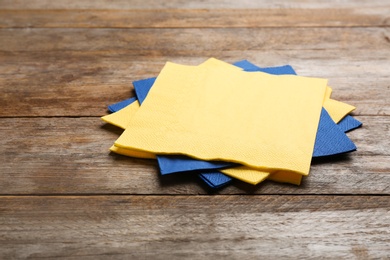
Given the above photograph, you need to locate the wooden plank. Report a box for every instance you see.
[0,68,388,116]
[0,0,389,10]
[0,195,389,259]
[0,26,389,117]
[1,28,389,52]
[0,1,388,259]
[1,8,389,28]
[0,117,388,195]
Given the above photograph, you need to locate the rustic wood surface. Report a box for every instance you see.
[0,0,389,259]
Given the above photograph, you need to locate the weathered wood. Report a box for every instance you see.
[0,117,388,195]
[0,0,389,10]
[1,0,389,258]
[1,8,389,29]
[1,48,389,116]
[1,28,389,52]
[0,195,389,259]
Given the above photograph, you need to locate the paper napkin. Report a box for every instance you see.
[108,97,137,113]
[103,58,360,189]
[114,61,327,176]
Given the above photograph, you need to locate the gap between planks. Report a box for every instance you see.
[0,193,389,197]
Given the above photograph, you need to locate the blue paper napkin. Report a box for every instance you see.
[133,77,157,102]
[198,171,233,189]
[313,108,357,157]
[337,115,362,132]
[108,97,137,113]
[233,60,297,75]
[156,155,232,175]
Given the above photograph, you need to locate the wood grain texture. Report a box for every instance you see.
[0,196,389,259]
[0,27,389,117]
[0,117,388,195]
[1,8,389,28]
[2,28,389,52]
[1,0,389,10]
[1,0,389,258]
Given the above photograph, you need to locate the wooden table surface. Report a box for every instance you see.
[1,1,389,259]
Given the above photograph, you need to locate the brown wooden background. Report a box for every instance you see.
[0,1,389,258]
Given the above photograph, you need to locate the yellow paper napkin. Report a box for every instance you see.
[323,98,356,123]
[110,145,156,159]
[114,62,327,176]
[102,101,140,129]
[221,166,269,185]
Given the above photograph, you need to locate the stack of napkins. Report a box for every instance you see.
[102,58,361,189]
